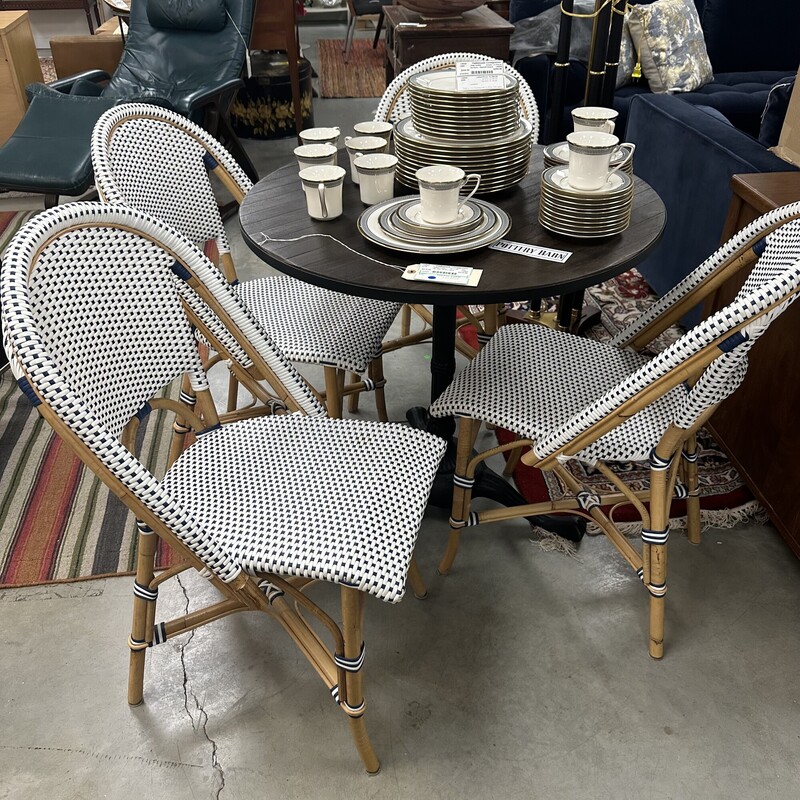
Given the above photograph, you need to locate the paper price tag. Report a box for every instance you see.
[455,61,506,91]
[402,263,482,286]
[488,239,573,263]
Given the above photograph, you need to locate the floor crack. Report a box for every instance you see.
[177,574,226,798]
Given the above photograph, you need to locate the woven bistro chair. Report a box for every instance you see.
[427,204,800,659]
[375,53,540,359]
[91,102,400,420]
[1,202,446,772]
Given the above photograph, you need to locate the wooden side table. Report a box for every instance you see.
[383,5,513,83]
[706,171,800,557]
[0,11,43,147]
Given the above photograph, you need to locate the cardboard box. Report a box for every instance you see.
[50,35,124,79]
[770,65,800,167]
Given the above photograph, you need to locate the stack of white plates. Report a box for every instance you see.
[357,196,512,254]
[543,141,634,176]
[407,69,521,140]
[394,117,533,195]
[538,166,634,238]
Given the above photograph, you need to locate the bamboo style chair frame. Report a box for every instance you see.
[91,103,399,421]
[1,203,445,772]
[374,52,541,360]
[429,202,800,659]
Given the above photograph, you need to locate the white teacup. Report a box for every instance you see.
[354,153,398,205]
[415,164,481,225]
[294,143,338,172]
[298,126,341,147]
[566,131,622,191]
[344,135,389,183]
[298,164,346,221]
[572,106,618,134]
[353,120,394,145]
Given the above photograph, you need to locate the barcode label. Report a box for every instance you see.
[455,61,506,91]
[488,239,573,262]
[402,263,482,286]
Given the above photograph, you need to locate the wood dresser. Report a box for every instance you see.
[0,11,43,146]
[707,171,800,557]
[383,4,513,83]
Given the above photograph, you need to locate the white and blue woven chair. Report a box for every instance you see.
[428,203,800,659]
[375,52,541,359]
[90,102,401,420]
[0,202,445,772]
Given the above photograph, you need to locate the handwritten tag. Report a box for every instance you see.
[488,239,572,263]
[455,61,506,91]
[402,263,482,286]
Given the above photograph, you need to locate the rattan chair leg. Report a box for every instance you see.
[407,556,428,599]
[400,304,412,337]
[341,587,380,774]
[324,367,344,418]
[226,371,240,413]
[167,374,195,467]
[439,416,480,575]
[370,357,389,422]
[684,434,701,544]
[503,440,523,476]
[347,372,361,413]
[127,529,158,705]
[647,463,669,660]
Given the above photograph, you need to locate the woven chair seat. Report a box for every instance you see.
[234,276,401,373]
[430,323,687,464]
[161,414,445,603]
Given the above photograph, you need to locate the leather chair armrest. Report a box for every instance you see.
[28,70,112,100]
[182,78,244,113]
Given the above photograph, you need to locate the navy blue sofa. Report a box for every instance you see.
[626,94,798,321]
[512,0,800,142]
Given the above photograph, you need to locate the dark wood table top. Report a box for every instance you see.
[239,147,666,306]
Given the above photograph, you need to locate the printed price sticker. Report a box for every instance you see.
[402,263,482,286]
[488,239,573,262]
[455,61,506,91]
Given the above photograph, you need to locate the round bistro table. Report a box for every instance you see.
[239,147,666,524]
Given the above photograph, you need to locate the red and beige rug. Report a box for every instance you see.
[318,39,387,98]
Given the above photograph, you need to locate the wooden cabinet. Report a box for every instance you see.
[383,5,513,83]
[0,11,43,146]
[707,172,800,556]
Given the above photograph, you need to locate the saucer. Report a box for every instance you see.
[397,200,478,229]
[549,167,630,195]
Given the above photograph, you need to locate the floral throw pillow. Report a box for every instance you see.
[627,0,713,93]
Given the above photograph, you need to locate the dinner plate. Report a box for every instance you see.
[358,196,512,254]
[408,69,518,95]
[395,117,532,150]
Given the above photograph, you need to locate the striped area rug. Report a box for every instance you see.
[0,210,176,587]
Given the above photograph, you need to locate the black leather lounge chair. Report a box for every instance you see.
[0,0,257,208]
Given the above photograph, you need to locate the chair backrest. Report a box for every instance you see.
[535,217,800,461]
[103,0,254,116]
[374,52,540,143]
[611,201,800,352]
[92,102,252,261]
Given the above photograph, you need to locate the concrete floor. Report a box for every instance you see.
[2,22,800,800]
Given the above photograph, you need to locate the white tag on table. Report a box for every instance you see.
[488,239,573,263]
[402,263,482,286]
[455,61,506,91]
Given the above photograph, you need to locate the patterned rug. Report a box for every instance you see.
[0,211,177,587]
[461,269,764,537]
[318,39,387,98]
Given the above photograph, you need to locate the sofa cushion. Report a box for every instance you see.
[627,0,713,93]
